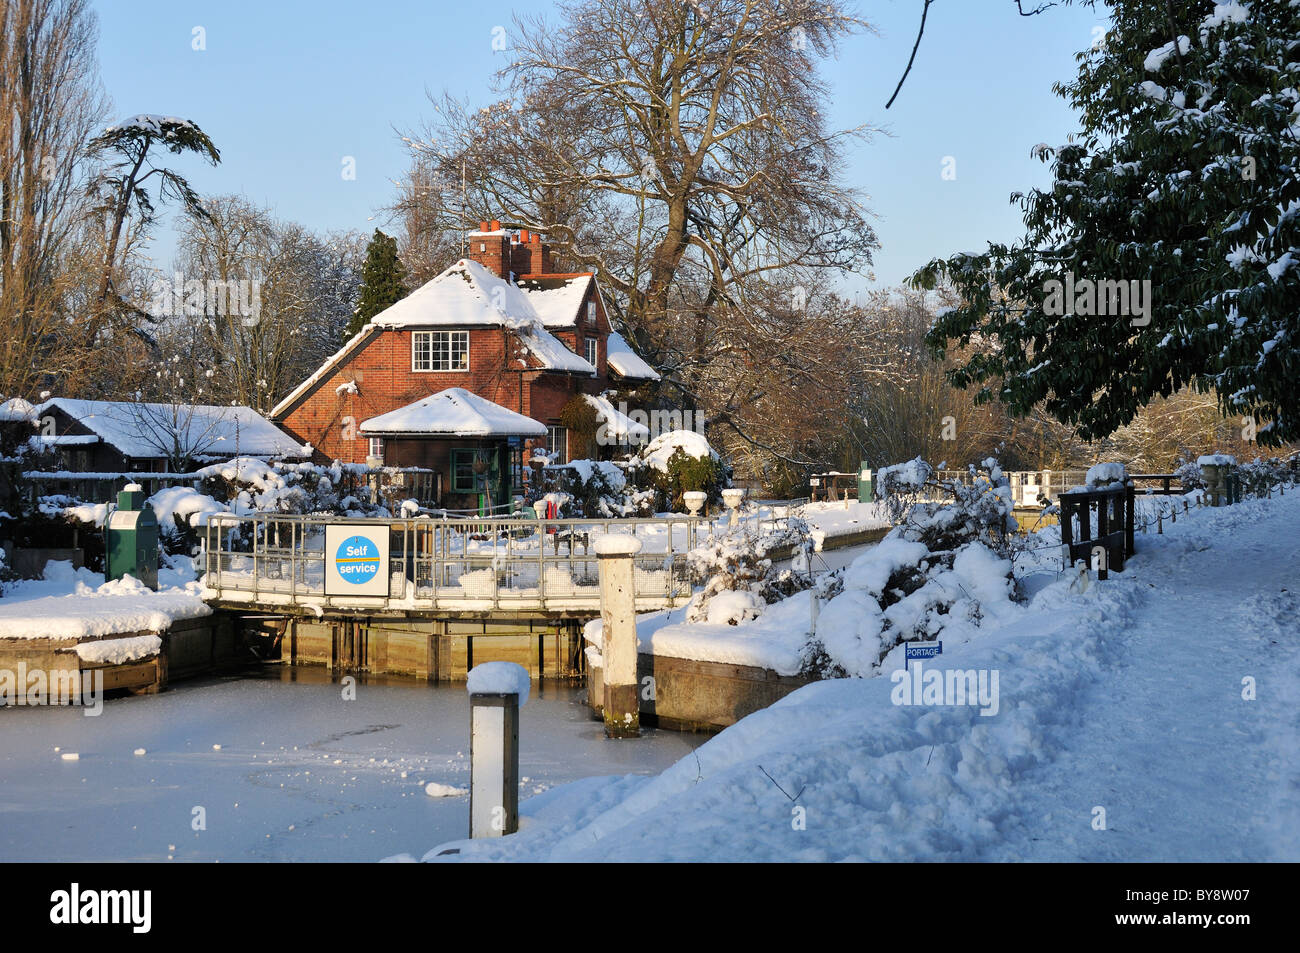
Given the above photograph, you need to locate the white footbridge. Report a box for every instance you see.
[201,514,706,616]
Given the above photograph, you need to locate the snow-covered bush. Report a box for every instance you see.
[195,458,389,518]
[543,460,655,517]
[800,457,1023,679]
[685,526,811,625]
[627,430,728,511]
[891,458,1017,557]
[1238,456,1296,497]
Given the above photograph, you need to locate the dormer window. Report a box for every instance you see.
[587,301,597,325]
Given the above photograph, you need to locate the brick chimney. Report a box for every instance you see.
[469,220,555,279]
[467,220,511,279]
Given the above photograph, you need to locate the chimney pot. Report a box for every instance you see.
[490,219,501,231]
[479,220,489,232]
[520,228,530,244]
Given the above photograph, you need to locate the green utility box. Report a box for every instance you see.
[106,486,159,590]
[857,462,874,502]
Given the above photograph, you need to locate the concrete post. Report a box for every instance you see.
[467,661,528,838]
[594,534,643,739]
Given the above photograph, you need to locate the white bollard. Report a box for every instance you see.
[466,662,530,838]
[593,533,643,738]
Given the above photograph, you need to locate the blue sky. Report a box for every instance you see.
[93,0,1106,295]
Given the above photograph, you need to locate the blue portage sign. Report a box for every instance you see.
[904,641,942,670]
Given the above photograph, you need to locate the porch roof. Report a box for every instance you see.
[359,388,547,438]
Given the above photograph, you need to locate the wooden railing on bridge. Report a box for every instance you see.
[1058,484,1136,579]
[200,513,703,615]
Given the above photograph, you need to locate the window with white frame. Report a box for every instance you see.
[412,330,469,372]
[546,425,567,461]
[586,300,597,325]
[368,437,384,459]
[584,337,598,367]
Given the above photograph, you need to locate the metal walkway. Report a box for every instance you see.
[201,513,703,615]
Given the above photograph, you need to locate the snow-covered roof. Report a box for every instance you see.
[270,260,598,418]
[359,388,547,438]
[584,394,650,441]
[517,274,594,327]
[0,397,38,423]
[606,331,661,381]
[366,259,594,374]
[37,398,311,461]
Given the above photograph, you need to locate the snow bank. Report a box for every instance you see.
[149,486,226,530]
[0,562,210,640]
[466,662,531,705]
[75,634,162,665]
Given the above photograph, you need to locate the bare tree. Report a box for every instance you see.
[0,0,107,398]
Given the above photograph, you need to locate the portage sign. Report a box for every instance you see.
[324,524,390,597]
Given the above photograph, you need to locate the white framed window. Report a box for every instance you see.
[546,425,567,461]
[584,337,598,367]
[586,300,597,325]
[412,330,469,372]
[368,437,384,459]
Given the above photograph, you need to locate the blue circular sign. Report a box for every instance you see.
[335,535,380,585]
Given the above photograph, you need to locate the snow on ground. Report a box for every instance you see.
[0,559,209,640]
[0,672,699,862]
[423,491,1299,861]
[794,500,891,540]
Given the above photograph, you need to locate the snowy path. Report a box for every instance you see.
[991,496,1300,861]
[421,492,1299,862]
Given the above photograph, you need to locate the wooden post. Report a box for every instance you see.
[594,533,643,738]
[1124,484,1136,560]
[1096,494,1110,580]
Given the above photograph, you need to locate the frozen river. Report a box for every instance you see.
[0,667,703,862]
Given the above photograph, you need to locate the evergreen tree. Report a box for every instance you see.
[345,229,408,341]
[913,0,1300,447]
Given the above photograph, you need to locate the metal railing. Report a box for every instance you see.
[201,513,703,613]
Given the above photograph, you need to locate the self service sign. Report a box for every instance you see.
[324,524,391,597]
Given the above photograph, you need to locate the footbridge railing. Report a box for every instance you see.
[200,513,703,614]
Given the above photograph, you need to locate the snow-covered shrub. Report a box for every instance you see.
[801,457,1023,679]
[895,458,1017,557]
[545,460,655,517]
[1174,457,1204,490]
[149,485,227,556]
[195,457,388,518]
[875,456,934,523]
[1238,456,1295,497]
[685,527,811,624]
[627,430,729,511]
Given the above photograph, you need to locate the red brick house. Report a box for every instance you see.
[270,221,659,510]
